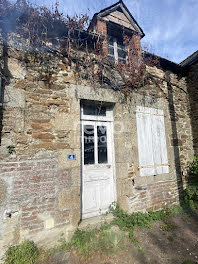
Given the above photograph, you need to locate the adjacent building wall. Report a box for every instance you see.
[186,61,198,155]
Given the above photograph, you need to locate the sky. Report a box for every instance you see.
[24,0,198,63]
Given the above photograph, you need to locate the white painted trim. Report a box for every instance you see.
[110,120,117,203]
[114,38,118,63]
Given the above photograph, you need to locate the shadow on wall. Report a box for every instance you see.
[0,34,12,145]
[186,66,198,156]
[166,71,184,203]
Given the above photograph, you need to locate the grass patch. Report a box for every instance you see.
[3,203,187,262]
[53,223,125,258]
[161,221,176,232]
[167,235,174,242]
[4,240,39,264]
[108,202,183,243]
[134,246,146,253]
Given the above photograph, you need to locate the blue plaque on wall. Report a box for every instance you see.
[67,154,76,160]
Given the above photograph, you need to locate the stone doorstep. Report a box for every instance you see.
[78,213,114,230]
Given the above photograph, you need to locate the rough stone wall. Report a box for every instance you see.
[0,44,194,258]
[0,49,82,260]
[186,62,198,155]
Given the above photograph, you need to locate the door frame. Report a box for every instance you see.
[80,103,117,219]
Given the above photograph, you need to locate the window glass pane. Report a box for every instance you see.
[108,37,114,46]
[117,39,125,49]
[96,105,106,116]
[118,49,127,59]
[83,105,106,116]
[83,105,96,115]
[84,125,95,165]
[108,46,114,56]
[97,126,108,164]
[118,58,126,63]
[108,55,115,62]
[117,44,125,50]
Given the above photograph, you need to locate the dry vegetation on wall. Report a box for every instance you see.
[0,0,89,45]
[0,0,164,95]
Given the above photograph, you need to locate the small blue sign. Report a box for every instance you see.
[67,154,76,160]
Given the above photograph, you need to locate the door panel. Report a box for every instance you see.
[83,182,98,211]
[82,120,115,219]
[100,180,113,207]
[84,167,110,181]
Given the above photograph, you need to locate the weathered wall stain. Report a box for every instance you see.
[0,179,7,204]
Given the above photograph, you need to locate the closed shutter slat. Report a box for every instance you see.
[151,108,163,175]
[136,106,155,176]
[158,111,169,174]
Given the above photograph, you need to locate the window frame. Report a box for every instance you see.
[108,37,127,64]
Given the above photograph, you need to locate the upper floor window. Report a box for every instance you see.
[108,37,127,63]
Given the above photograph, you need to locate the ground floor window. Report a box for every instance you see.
[136,106,169,176]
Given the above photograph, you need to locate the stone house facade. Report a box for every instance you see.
[0,0,196,257]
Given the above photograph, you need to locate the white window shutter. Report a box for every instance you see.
[151,109,169,174]
[136,106,155,176]
[136,106,169,176]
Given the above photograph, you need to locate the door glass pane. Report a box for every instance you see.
[97,126,108,164]
[84,125,95,165]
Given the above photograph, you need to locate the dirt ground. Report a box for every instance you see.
[45,213,198,264]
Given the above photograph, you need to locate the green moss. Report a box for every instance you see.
[182,260,197,264]
[189,156,198,177]
[7,145,15,155]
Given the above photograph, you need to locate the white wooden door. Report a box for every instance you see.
[81,120,116,219]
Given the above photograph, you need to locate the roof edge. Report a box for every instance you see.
[180,50,198,67]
